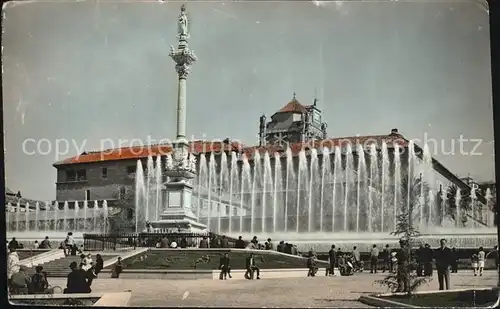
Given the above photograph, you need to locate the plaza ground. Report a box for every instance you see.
[46,270,497,307]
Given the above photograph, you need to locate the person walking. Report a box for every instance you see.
[381,244,390,273]
[307,252,318,277]
[218,253,231,280]
[328,245,336,276]
[370,244,379,274]
[478,247,486,276]
[434,239,452,290]
[352,246,361,270]
[450,247,458,273]
[471,252,479,276]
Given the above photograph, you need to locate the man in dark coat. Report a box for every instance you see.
[396,239,410,293]
[220,236,229,248]
[8,237,19,250]
[381,244,390,273]
[218,253,232,280]
[39,236,51,249]
[245,253,261,280]
[64,262,91,294]
[235,236,246,249]
[450,247,458,273]
[415,244,424,276]
[276,241,285,252]
[328,245,336,276]
[434,238,452,290]
[423,243,434,276]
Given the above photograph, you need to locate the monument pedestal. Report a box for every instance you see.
[151,180,207,233]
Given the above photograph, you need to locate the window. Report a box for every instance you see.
[292,113,301,122]
[225,205,230,216]
[76,169,86,181]
[127,209,134,220]
[313,110,321,124]
[127,166,136,175]
[119,187,127,199]
[101,167,108,179]
[85,190,90,201]
[66,170,76,182]
[233,207,237,216]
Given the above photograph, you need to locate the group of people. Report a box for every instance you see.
[472,245,498,276]
[64,253,115,294]
[7,247,53,294]
[217,252,262,280]
[6,232,127,295]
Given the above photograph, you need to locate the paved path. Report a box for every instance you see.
[47,270,498,307]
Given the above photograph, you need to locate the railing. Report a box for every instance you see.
[83,232,245,251]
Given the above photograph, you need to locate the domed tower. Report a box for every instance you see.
[264,92,327,146]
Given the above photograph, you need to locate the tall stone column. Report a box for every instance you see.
[151,5,206,233]
[169,4,197,162]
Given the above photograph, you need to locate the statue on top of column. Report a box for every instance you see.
[178,4,189,39]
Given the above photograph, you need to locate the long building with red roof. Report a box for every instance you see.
[52,97,492,232]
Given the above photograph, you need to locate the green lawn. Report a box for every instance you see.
[382,289,497,307]
[118,249,329,270]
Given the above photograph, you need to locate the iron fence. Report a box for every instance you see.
[83,232,245,251]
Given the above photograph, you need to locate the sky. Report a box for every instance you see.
[2,0,494,200]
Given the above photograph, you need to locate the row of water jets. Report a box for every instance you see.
[135,140,494,235]
[6,200,109,233]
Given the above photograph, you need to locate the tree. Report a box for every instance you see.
[107,188,135,233]
[375,174,431,296]
[445,184,471,227]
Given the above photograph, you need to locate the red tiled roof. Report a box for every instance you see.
[53,141,244,166]
[53,133,408,166]
[240,133,409,159]
[277,99,307,113]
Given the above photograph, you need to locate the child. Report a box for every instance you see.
[390,251,398,273]
[111,257,123,278]
[478,247,485,276]
[471,253,479,276]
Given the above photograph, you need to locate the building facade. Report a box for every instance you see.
[52,99,492,233]
[259,94,327,146]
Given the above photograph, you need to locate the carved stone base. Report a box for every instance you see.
[150,180,207,233]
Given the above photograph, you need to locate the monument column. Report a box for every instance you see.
[169,4,197,158]
[151,5,207,233]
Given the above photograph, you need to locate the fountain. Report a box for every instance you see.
[130,138,495,252]
[6,199,110,242]
[455,187,462,227]
[320,147,330,232]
